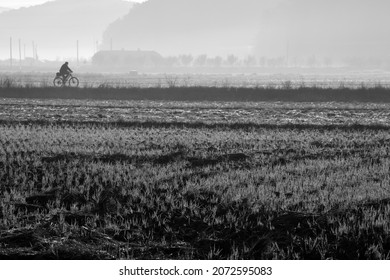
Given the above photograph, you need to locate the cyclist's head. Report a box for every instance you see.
[65,62,68,65]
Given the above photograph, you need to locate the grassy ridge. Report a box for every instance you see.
[1,119,390,132]
[1,86,390,102]
[2,98,390,128]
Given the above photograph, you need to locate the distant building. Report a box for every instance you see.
[92,50,164,68]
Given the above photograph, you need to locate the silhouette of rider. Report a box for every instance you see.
[59,62,73,80]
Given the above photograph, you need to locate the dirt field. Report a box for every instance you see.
[1,90,390,260]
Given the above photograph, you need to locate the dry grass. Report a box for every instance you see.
[1,98,390,259]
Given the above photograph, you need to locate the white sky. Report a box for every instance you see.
[1,0,148,9]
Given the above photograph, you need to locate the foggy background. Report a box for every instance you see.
[1,0,390,71]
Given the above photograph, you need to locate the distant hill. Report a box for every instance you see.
[102,0,278,57]
[0,7,12,13]
[0,0,134,60]
[102,0,390,62]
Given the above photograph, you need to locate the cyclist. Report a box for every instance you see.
[58,62,73,81]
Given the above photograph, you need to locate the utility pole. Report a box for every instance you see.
[10,37,13,69]
[32,41,35,60]
[24,44,26,60]
[76,40,79,65]
[286,41,289,67]
[19,39,22,70]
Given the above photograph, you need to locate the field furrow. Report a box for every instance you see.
[1,98,390,259]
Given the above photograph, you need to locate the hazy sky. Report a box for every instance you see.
[1,0,147,8]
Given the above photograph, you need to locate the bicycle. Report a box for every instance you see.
[53,72,79,87]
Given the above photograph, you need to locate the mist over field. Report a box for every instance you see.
[106,0,389,64]
[0,0,389,69]
[0,0,133,61]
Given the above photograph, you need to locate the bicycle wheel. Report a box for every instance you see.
[53,77,63,87]
[68,77,79,87]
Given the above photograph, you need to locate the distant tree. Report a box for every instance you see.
[292,56,305,67]
[207,56,223,67]
[267,57,277,67]
[307,55,318,68]
[243,55,257,67]
[194,54,207,66]
[226,54,239,66]
[258,56,266,67]
[164,56,180,67]
[324,57,332,67]
[179,54,193,66]
[275,56,285,67]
